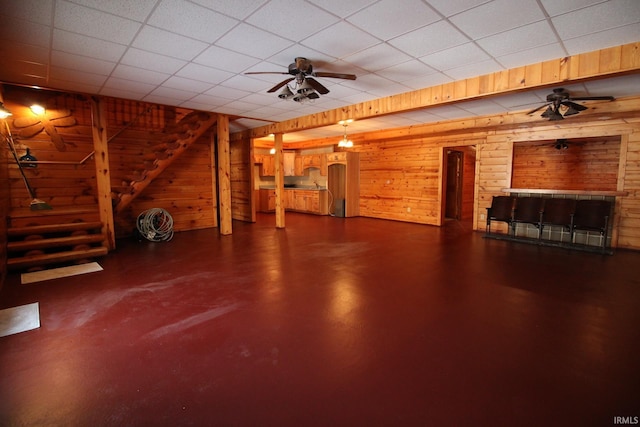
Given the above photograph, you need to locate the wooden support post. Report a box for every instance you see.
[90,96,116,250]
[217,115,232,235]
[274,133,285,228]
[209,129,218,228]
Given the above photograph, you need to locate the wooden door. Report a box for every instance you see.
[445,150,463,220]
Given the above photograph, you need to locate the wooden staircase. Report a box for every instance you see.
[113,111,217,213]
[7,218,108,271]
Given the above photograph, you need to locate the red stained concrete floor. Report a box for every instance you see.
[1,213,639,426]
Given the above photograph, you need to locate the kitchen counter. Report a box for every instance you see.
[257,187,329,214]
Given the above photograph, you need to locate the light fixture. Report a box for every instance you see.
[338,119,354,148]
[0,102,12,119]
[554,139,569,150]
[280,77,319,103]
[30,104,45,115]
[269,148,276,154]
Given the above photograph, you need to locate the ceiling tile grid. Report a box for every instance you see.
[0,0,638,140]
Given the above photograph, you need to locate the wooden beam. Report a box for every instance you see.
[232,42,640,140]
[90,97,116,250]
[217,115,232,235]
[274,133,285,228]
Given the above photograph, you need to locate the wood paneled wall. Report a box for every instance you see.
[511,137,620,191]
[230,137,254,222]
[0,121,9,288]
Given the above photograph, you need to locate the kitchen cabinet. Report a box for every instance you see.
[258,189,328,215]
[255,154,275,176]
[284,152,296,176]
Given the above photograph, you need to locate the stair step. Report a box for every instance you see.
[8,234,105,252]
[8,221,103,237]
[7,247,109,270]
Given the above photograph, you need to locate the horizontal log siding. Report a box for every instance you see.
[511,138,620,191]
[230,137,253,222]
[618,133,640,249]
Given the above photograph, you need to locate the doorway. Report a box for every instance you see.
[443,147,476,222]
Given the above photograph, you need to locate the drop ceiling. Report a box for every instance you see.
[0,0,639,142]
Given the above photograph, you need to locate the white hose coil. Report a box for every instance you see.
[136,208,174,242]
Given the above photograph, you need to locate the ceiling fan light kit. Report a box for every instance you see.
[246,57,356,102]
[528,88,614,121]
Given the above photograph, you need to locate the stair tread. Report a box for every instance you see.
[10,206,98,219]
[8,234,105,252]
[7,247,109,269]
[9,221,104,236]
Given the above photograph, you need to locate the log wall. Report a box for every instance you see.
[0,122,8,288]
[230,137,254,222]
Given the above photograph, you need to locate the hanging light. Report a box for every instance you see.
[278,86,294,100]
[338,119,354,148]
[280,77,319,103]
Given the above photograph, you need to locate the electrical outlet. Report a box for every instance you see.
[407,207,411,213]
[480,214,485,220]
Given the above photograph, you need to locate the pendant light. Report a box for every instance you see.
[338,119,353,148]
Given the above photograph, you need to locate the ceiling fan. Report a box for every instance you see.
[245,57,356,102]
[527,88,615,120]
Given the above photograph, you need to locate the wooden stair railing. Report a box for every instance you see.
[114,111,218,214]
[7,220,108,271]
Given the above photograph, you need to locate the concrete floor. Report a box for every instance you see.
[1,213,639,426]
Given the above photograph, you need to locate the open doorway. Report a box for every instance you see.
[443,147,476,223]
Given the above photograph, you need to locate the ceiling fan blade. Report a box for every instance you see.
[561,101,588,111]
[267,78,295,93]
[570,96,615,101]
[304,77,330,95]
[245,71,290,75]
[526,103,549,115]
[313,72,357,80]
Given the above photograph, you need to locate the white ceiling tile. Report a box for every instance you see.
[52,29,127,62]
[111,64,170,85]
[426,0,491,17]
[48,78,101,94]
[420,43,489,71]
[301,21,380,59]
[450,0,546,39]
[51,50,116,75]
[102,77,156,95]
[444,58,502,80]
[188,93,231,107]
[205,85,253,100]
[388,20,470,57]
[175,63,235,85]
[375,59,437,83]
[0,60,48,84]
[246,0,339,40]
[583,74,640,98]
[149,86,198,102]
[148,0,239,43]
[49,66,108,86]
[0,0,53,25]
[66,0,158,22]
[552,0,640,39]
[342,43,413,72]
[132,26,209,61]
[99,87,147,100]
[306,0,378,18]
[221,75,279,92]
[190,0,268,20]
[540,0,610,17]
[179,100,220,112]
[491,92,545,109]
[400,72,453,90]
[457,99,506,115]
[265,45,338,69]
[477,21,559,57]
[194,45,261,72]
[428,105,473,119]
[162,76,213,93]
[562,23,640,55]
[121,48,187,74]
[216,23,293,59]
[143,94,188,105]
[347,0,440,40]
[0,41,49,64]
[54,0,141,45]
[496,43,566,69]
[0,17,51,48]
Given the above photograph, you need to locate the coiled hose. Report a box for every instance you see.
[136,208,174,242]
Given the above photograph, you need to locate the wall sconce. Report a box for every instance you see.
[30,104,45,115]
[338,119,353,148]
[0,102,12,119]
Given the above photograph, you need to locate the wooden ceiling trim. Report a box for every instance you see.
[234,42,640,141]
